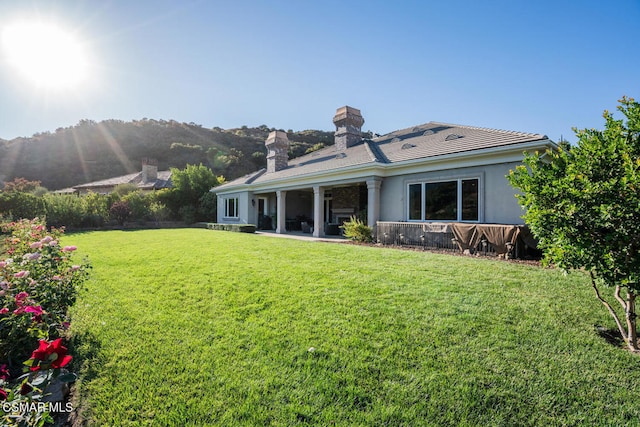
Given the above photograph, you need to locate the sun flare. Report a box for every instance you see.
[2,21,89,90]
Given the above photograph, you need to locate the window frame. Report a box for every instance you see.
[224,197,239,219]
[406,177,480,222]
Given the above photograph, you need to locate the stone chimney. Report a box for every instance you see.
[265,131,289,173]
[141,158,158,183]
[333,106,364,151]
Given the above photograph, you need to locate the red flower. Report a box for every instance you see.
[0,388,7,401]
[0,308,8,315]
[29,338,72,372]
[0,364,9,381]
[20,382,33,395]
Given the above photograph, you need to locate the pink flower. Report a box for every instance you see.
[41,236,53,244]
[26,252,41,261]
[15,292,29,306]
[49,240,58,246]
[29,242,42,249]
[25,305,43,322]
[0,261,6,269]
[62,246,77,252]
[71,265,81,272]
[14,271,29,279]
[0,308,9,315]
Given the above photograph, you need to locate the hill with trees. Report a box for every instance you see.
[0,119,338,190]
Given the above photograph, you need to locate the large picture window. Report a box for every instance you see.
[224,197,239,218]
[407,178,479,222]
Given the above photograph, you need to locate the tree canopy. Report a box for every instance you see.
[508,96,640,351]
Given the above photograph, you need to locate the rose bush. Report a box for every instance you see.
[0,218,90,426]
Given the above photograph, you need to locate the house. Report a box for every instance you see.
[211,106,556,241]
[69,158,172,195]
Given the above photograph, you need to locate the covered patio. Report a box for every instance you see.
[254,178,382,238]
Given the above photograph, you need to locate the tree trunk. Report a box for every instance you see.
[626,291,638,351]
[591,273,628,343]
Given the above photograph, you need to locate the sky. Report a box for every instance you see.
[0,0,638,143]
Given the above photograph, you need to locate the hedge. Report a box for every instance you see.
[206,223,256,233]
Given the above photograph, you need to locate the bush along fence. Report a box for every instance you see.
[376,222,541,259]
[0,218,90,426]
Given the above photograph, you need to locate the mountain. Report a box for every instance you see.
[0,119,336,190]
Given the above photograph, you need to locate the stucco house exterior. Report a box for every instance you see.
[212,106,556,240]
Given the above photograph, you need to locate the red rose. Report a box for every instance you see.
[20,382,33,395]
[0,364,9,381]
[29,338,72,372]
[0,388,7,401]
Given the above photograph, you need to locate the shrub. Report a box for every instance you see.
[341,216,373,243]
[122,191,151,222]
[43,194,85,228]
[109,201,131,226]
[0,193,46,221]
[0,218,89,426]
[0,218,88,363]
[206,223,256,233]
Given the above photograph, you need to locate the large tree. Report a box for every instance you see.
[508,97,640,351]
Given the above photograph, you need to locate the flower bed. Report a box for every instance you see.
[0,218,90,426]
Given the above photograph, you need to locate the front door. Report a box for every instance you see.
[258,197,270,229]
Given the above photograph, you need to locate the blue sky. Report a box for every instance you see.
[0,0,638,142]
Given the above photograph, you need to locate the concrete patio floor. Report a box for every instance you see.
[255,230,349,243]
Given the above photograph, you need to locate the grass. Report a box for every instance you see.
[65,229,640,426]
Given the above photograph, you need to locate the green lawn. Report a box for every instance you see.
[66,229,640,426]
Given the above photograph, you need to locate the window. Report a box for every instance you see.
[224,197,239,218]
[408,184,422,220]
[407,178,479,222]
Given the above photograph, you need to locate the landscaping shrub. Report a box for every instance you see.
[206,223,256,233]
[122,191,151,222]
[0,218,90,426]
[341,216,373,242]
[0,193,46,221]
[109,200,131,226]
[43,194,86,228]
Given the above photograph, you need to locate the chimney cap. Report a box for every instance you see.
[333,106,364,127]
[265,130,289,147]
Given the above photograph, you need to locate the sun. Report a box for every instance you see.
[2,21,89,91]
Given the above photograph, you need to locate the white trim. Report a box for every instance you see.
[223,197,239,219]
[405,177,481,223]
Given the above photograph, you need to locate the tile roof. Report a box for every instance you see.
[73,170,172,191]
[215,121,551,190]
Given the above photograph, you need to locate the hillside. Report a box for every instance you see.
[0,119,336,190]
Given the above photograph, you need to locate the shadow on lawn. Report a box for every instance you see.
[595,325,624,348]
[63,330,103,427]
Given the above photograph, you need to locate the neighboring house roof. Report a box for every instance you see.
[215,121,551,192]
[73,170,172,192]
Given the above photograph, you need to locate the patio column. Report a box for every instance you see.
[313,186,325,237]
[276,190,287,234]
[366,178,382,229]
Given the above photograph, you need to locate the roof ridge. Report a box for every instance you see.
[364,139,388,163]
[428,121,546,139]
